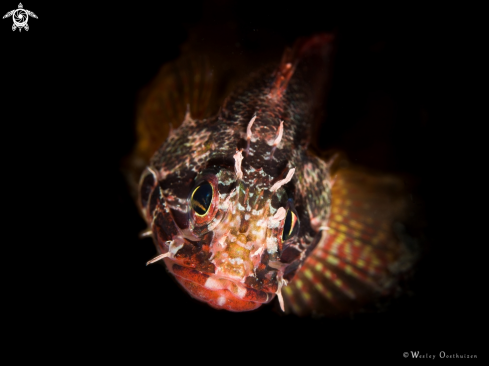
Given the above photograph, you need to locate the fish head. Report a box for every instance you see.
[138,34,334,311]
[139,153,310,311]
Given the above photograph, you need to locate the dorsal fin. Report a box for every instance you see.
[268,34,334,100]
[124,54,216,200]
[136,54,215,162]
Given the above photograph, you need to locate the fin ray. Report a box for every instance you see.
[124,54,216,201]
[285,167,418,316]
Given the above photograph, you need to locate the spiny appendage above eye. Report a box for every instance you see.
[191,182,213,216]
[282,209,298,241]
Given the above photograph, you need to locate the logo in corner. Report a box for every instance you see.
[3,3,37,32]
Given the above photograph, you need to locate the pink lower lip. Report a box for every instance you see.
[166,262,273,312]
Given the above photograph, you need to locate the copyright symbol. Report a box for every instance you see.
[403,352,409,358]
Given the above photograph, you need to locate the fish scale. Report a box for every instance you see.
[135,34,417,315]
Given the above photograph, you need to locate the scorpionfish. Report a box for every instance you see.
[135,34,416,316]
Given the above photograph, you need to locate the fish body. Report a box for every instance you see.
[137,35,415,315]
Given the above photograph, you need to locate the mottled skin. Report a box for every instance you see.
[139,36,335,311]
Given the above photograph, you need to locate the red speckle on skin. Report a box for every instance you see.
[176,277,263,312]
[170,263,272,311]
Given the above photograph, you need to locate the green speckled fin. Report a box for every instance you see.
[283,167,418,316]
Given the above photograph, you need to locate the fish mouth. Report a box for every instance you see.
[165,260,273,312]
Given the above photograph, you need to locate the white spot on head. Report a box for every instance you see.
[236,285,247,299]
[205,277,224,290]
[217,296,226,306]
[229,257,244,265]
[266,237,278,254]
[233,150,244,180]
[252,209,263,216]
[252,229,264,238]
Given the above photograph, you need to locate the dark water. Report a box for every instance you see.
[2,1,479,361]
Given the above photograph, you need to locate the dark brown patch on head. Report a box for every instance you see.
[170,209,189,230]
[280,246,301,263]
[153,211,176,246]
[205,156,235,171]
[218,181,235,195]
[239,214,250,233]
[270,194,281,211]
[160,173,194,200]
[283,261,300,282]
[255,263,269,281]
[260,250,270,265]
[244,276,263,290]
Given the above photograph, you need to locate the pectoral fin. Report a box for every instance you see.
[284,168,419,316]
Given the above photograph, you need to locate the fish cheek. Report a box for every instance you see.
[283,261,301,282]
[159,173,195,230]
[150,182,189,250]
[176,232,215,273]
[192,231,215,273]
[170,208,190,230]
[153,209,179,251]
[270,191,288,212]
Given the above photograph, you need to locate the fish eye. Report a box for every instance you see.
[190,182,213,216]
[282,209,298,241]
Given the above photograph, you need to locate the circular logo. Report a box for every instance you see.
[403,352,409,358]
[13,9,28,27]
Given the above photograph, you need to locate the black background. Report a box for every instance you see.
[2,1,480,362]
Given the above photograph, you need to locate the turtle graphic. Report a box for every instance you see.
[3,3,37,32]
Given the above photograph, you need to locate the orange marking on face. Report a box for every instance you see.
[171,264,209,286]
